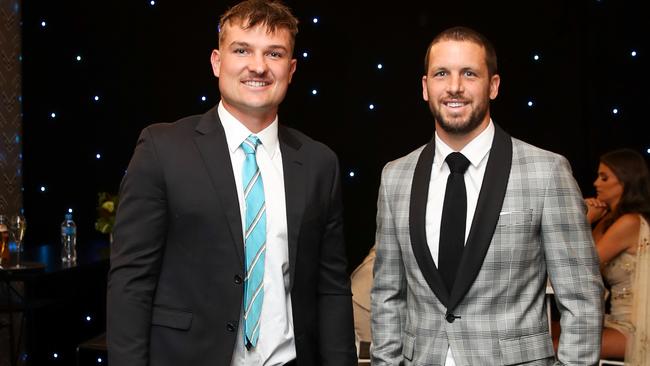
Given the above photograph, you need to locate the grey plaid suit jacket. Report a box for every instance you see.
[371,124,604,365]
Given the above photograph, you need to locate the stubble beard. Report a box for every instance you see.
[430,98,489,135]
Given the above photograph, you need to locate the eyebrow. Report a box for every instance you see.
[229,41,289,52]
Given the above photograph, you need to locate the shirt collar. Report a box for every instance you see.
[217,101,280,158]
[433,120,495,171]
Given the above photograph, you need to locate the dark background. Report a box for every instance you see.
[20,0,647,271]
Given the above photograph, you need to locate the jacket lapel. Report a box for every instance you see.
[279,126,305,290]
[410,138,450,306]
[447,123,512,312]
[193,107,245,268]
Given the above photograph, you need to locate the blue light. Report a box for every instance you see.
[612,108,619,115]
[369,104,375,110]
[631,50,637,57]
[50,112,56,118]
[302,52,308,58]
[646,148,650,154]
[150,0,155,5]
[97,357,103,363]
[377,63,383,69]
[527,101,534,107]
[96,153,101,159]
[76,55,82,61]
[53,353,58,359]
[41,21,46,27]
[349,171,355,177]
[201,96,206,102]
[94,95,100,101]
[312,17,319,24]
[533,54,540,61]
[68,208,73,213]
[311,89,318,95]
[86,315,92,321]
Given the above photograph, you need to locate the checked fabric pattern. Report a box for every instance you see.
[241,135,267,348]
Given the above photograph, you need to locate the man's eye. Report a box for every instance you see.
[234,48,247,54]
[464,71,476,77]
[269,51,283,58]
[434,71,447,77]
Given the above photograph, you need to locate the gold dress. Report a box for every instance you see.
[603,250,636,338]
[602,215,649,365]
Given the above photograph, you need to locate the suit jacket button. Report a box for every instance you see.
[234,275,243,284]
[226,322,236,332]
[445,313,456,323]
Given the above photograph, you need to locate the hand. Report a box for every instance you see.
[584,197,608,224]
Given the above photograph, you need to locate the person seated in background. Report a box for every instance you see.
[350,245,376,344]
[554,148,650,364]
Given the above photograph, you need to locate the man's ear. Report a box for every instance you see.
[210,49,221,78]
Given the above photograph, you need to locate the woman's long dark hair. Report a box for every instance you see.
[600,148,650,230]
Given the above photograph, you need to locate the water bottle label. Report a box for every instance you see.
[62,227,76,235]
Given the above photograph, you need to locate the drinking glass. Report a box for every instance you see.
[10,215,26,267]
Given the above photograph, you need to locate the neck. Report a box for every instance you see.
[222,101,277,133]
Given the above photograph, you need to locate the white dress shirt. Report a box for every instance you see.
[218,102,296,366]
[425,121,494,366]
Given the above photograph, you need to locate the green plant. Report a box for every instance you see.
[95,192,118,234]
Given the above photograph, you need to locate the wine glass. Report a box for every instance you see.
[10,215,26,268]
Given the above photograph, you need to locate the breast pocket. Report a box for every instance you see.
[497,209,533,227]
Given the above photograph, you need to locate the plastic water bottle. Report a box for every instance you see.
[61,213,77,264]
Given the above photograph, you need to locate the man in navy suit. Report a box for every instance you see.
[107,1,357,365]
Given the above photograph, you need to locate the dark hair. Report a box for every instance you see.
[423,26,497,77]
[218,0,299,51]
[600,148,650,230]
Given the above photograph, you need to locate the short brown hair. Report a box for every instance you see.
[423,26,497,77]
[218,0,299,51]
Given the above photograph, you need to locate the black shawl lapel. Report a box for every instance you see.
[447,123,512,312]
[278,126,305,290]
[194,107,245,268]
[409,138,450,306]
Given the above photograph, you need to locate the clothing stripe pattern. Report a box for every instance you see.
[241,135,266,348]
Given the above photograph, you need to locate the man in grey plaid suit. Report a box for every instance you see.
[371,26,604,365]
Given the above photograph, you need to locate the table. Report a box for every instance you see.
[0,240,109,366]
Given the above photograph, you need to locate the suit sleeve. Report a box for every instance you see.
[371,163,407,365]
[317,154,358,365]
[541,156,604,365]
[107,127,168,366]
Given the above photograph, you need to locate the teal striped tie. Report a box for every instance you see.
[241,135,266,348]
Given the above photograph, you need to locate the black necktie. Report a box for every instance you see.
[439,152,471,293]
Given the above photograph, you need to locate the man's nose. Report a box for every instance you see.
[446,74,464,94]
[248,53,268,75]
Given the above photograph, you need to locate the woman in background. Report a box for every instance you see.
[585,148,650,363]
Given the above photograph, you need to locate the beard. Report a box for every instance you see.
[429,96,489,135]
